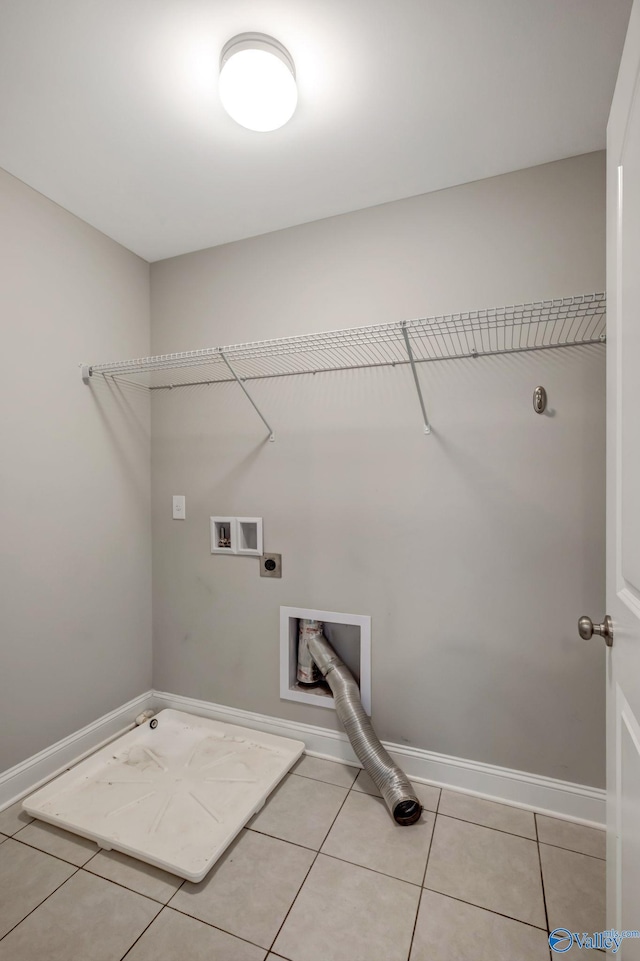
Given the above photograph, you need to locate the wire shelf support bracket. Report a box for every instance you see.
[401,322,431,435]
[219,351,275,443]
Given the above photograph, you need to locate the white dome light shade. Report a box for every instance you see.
[219,34,297,132]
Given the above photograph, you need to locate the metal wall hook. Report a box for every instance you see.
[533,386,547,414]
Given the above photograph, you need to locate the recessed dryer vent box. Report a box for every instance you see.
[280,606,371,714]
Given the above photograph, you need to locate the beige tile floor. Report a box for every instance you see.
[0,754,606,961]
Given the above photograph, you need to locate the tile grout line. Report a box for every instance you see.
[266,781,354,955]
[52,862,168,951]
[294,773,358,789]
[80,859,185,906]
[406,887,425,961]
[537,839,606,861]
[82,848,100,869]
[0,857,83,945]
[164,899,276,954]
[421,880,551,934]
[535,814,552,937]
[435,810,538,842]
[0,818,34,839]
[245,825,319,854]
[421,814,438,888]
[10,832,192,905]
[406,806,439,961]
[9,832,98,869]
[266,845,320,954]
[315,849,423,888]
[117,903,169,961]
[292,766,359,789]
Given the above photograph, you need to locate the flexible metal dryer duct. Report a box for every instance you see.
[303,624,422,826]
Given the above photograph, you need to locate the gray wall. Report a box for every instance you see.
[151,151,606,787]
[0,168,152,772]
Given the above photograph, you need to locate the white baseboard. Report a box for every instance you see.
[0,689,605,828]
[0,692,154,812]
[151,691,606,827]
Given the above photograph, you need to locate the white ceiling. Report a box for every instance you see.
[0,0,632,262]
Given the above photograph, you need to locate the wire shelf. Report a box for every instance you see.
[84,292,606,391]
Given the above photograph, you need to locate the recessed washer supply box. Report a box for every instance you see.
[22,709,304,882]
[210,516,263,555]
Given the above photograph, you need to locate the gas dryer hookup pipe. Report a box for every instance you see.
[303,624,422,826]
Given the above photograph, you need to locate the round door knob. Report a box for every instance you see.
[578,615,613,647]
[578,616,594,639]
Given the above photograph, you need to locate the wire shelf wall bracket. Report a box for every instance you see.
[219,351,275,442]
[81,293,606,438]
[401,322,431,435]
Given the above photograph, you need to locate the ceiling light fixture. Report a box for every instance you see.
[219,33,297,132]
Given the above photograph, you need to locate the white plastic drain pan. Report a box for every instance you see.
[23,710,304,881]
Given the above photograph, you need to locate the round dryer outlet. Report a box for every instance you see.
[260,553,282,577]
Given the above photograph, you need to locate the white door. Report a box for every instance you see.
[605,0,640,949]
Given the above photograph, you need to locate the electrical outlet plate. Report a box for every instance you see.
[260,553,282,577]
